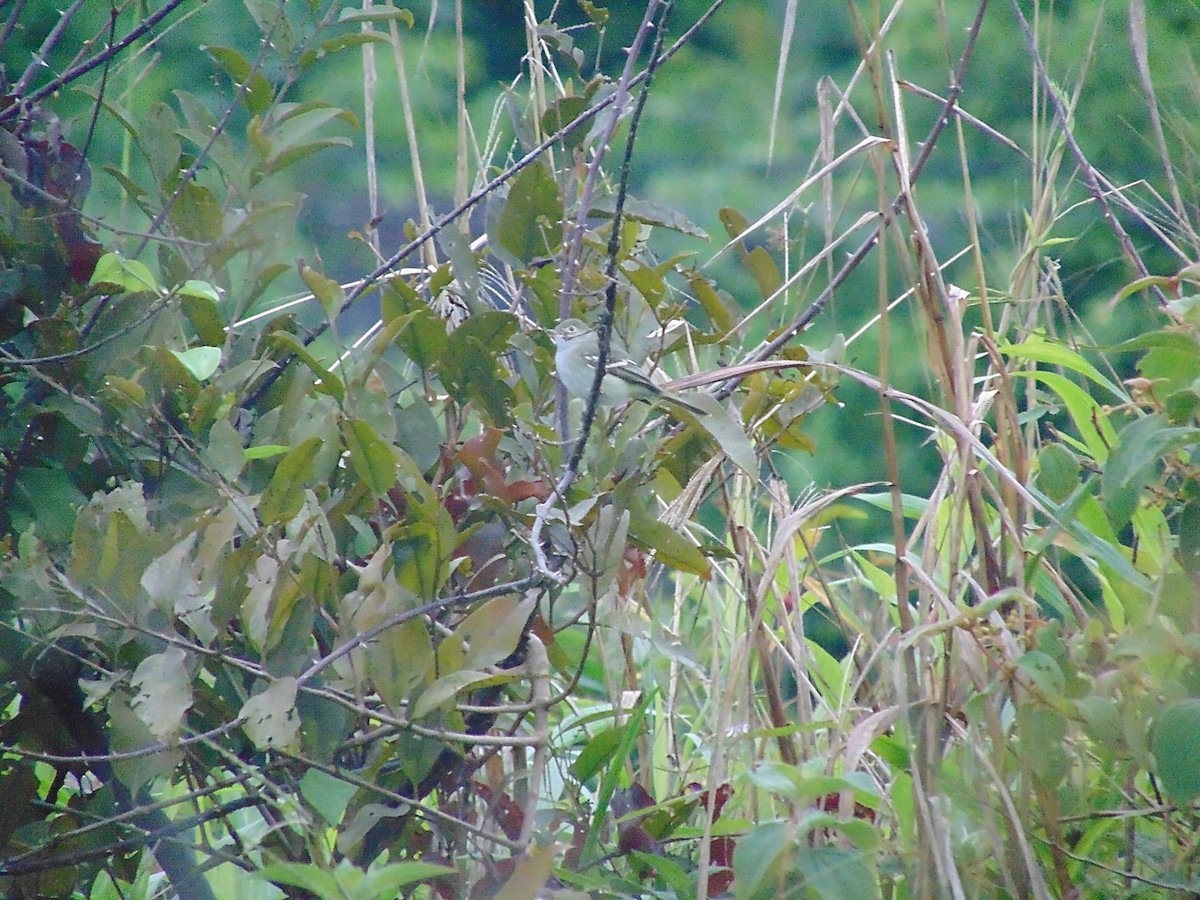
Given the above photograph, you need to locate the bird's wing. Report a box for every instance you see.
[605,357,661,391]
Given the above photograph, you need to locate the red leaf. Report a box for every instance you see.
[472,781,525,841]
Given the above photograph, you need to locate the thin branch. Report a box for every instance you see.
[0,797,260,877]
[729,0,991,382]
[13,0,90,97]
[243,0,729,409]
[530,0,675,583]
[0,0,193,125]
[1007,0,1172,312]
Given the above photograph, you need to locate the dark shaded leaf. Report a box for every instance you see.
[490,159,562,266]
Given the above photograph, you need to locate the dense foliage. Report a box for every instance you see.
[3,1,1200,898]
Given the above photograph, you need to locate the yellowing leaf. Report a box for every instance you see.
[627,511,710,578]
[367,618,433,712]
[130,646,192,742]
[455,592,535,670]
[240,677,299,750]
[412,669,493,719]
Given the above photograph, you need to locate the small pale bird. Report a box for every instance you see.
[550,318,705,416]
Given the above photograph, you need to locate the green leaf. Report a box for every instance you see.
[205,44,273,114]
[12,467,86,544]
[143,101,182,185]
[490,158,563,265]
[687,273,735,334]
[1102,414,1199,530]
[627,509,710,578]
[591,195,708,239]
[1017,370,1117,463]
[718,206,751,239]
[412,669,494,718]
[1115,330,1200,388]
[299,769,358,827]
[570,727,623,782]
[732,820,795,900]
[310,32,395,62]
[438,226,484,314]
[1153,700,1200,804]
[540,95,590,151]
[181,291,225,346]
[394,399,442,472]
[260,436,324,525]
[170,181,224,241]
[265,331,345,401]
[1036,444,1080,503]
[108,697,181,791]
[204,417,246,479]
[746,763,878,812]
[394,305,448,370]
[342,417,397,498]
[578,0,609,24]
[577,505,629,605]
[299,263,346,319]
[244,443,290,460]
[140,534,198,610]
[89,252,160,293]
[179,279,222,302]
[451,592,535,670]
[360,860,459,897]
[1017,704,1069,782]
[267,136,353,176]
[368,617,433,711]
[257,862,340,896]
[580,693,651,865]
[170,346,222,381]
[687,393,758,477]
[1000,333,1126,399]
[1076,695,1124,750]
[743,246,782,301]
[793,845,880,900]
[439,311,518,425]
[720,207,781,301]
[1016,650,1065,697]
[1180,500,1200,575]
[337,6,415,26]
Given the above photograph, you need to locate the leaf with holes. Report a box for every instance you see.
[241,677,299,750]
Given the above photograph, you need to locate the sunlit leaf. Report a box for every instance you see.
[171,346,222,381]
[89,252,160,293]
[129,646,192,742]
[240,677,300,750]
